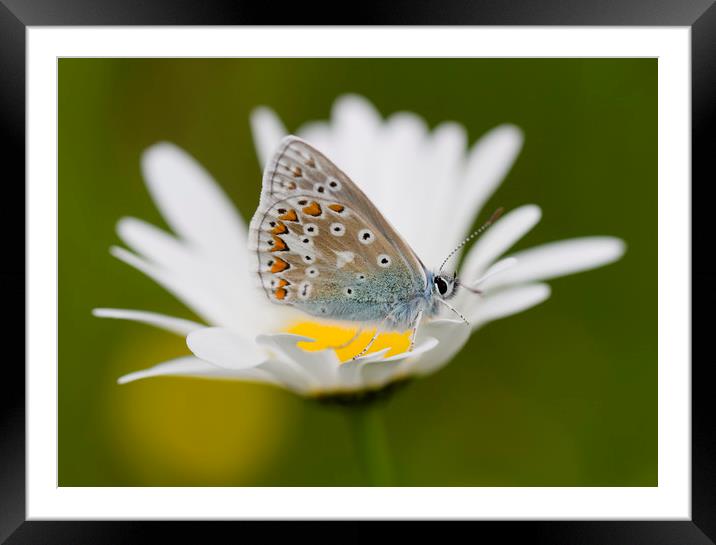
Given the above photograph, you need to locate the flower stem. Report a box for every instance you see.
[345,402,394,486]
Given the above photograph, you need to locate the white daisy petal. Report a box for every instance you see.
[255,360,314,395]
[455,256,520,310]
[330,94,382,190]
[404,319,471,377]
[336,359,366,389]
[360,360,405,389]
[116,214,279,329]
[117,216,199,271]
[482,237,626,289]
[256,334,341,390]
[339,337,436,391]
[361,338,440,387]
[111,246,244,329]
[300,355,341,390]
[336,350,394,388]
[459,204,542,282]
[92,308,203,336]
[420,122,468,263]
[250,106,289,168]
[474,257,519,286]
[141,142,247,262]
[337,337,439,391]
[375,337,439,364]
[450,124,524,245]
[468,283,551,327]
[296,121,333,155]
[186,327,266,369]
[350,347,392,365]
[375,112,429,236]
[118,356,276,385]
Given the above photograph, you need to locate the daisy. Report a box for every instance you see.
[95,94,625,403]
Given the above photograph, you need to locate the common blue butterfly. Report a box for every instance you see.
[249,136,500,358]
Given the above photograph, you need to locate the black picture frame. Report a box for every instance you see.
[3,1,712,542]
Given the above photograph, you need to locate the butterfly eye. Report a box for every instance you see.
[358,229,374,245]
[327,178,342,191]
[435,276,449,296]
[377,254,392,268]
[330,223,346,236]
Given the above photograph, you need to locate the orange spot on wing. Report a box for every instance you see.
[328,204,345,213]
[270,258,290,273]
[271,222,288,235]
[291,166,303,177]
[276,278,290,288]
[274,287,288,300]
[270,235,288,252]
[302,202,322,216]
[278,209,299,222]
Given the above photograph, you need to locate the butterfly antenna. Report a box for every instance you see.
[437,298,470,326]
[439,207,505,273]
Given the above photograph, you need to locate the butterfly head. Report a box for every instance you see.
[428,271,473,325]
[432,207,505,308]
[432,271,458,300]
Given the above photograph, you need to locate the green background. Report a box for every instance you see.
[59,58,656,486]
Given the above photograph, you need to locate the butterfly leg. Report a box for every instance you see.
[353,309,421,359]
[350,308,403,360]
[351,327,381,360]
[408,310,424,352]
[325,326,364,350]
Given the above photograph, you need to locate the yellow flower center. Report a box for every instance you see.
[286,321,411,362]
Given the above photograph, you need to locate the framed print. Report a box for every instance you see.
[4,0,713,543]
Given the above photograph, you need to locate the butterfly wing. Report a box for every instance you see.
[248,136,427,324]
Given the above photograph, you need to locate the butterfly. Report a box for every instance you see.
[249,136,501,358]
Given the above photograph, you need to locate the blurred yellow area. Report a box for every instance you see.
[105,333,292,485]
[287,321,411,361]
